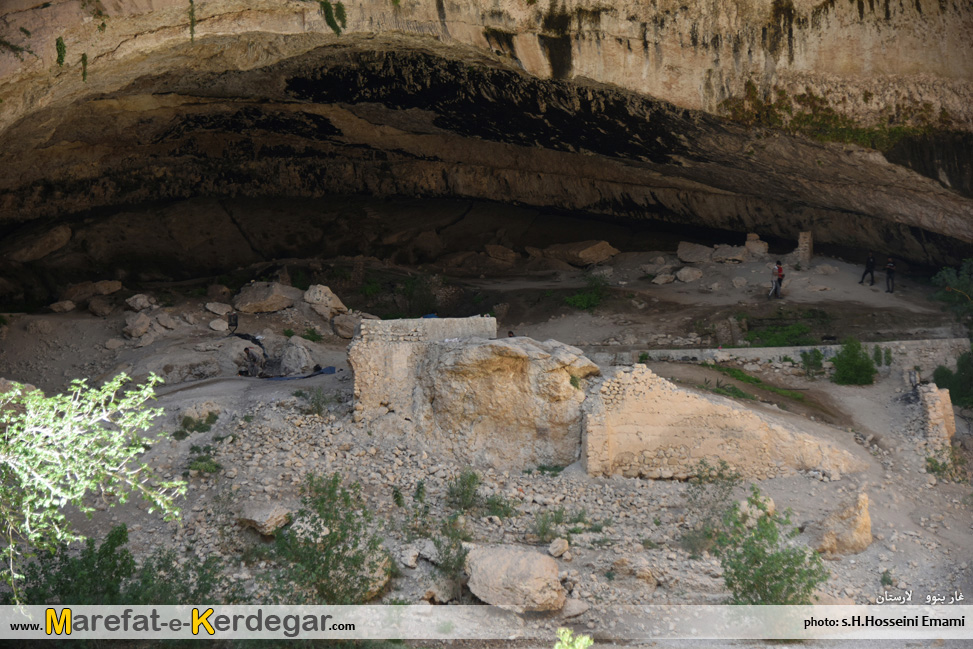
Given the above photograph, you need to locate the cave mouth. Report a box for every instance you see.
[1,194,814,310]
[1,34,972,308]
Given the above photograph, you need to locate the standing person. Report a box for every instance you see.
[859,252,876,285]
[885,257,896,293]
[768,260,784,299]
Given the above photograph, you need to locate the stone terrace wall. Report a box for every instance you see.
[349,317,497,422]
[582,365,866,480]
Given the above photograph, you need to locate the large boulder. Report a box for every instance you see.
[279,338,313,375]
[544,240,619,266]
[676,241,713,263]
[712,245,750,263]
[808,492,872,555]
[333,313,362,339]
[675,267,703,282]
[123,312,151,338]
[466,546,566,612]
[238,503,292,536]
[304,285,348,319]
[233,282,303,313]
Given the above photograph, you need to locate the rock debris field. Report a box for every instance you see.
[1,244,972,648]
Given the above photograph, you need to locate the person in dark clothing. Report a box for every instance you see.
[859,252,875,285]
[885,258,896,293]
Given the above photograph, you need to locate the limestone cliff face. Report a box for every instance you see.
[0,0,970,273]
[1,0,970,132]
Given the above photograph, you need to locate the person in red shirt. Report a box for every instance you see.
[768,261,784,299]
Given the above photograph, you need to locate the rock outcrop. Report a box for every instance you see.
[582,365,868,480]
[349,317,599,470]
[807,493,873,555]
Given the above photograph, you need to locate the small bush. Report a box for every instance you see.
[831,338,877,385]
[301,327,323,342]
[569,375,581,389]
[484,494,517,519]
[361,279,382,297]
[638,352,649,364]
[55,36,65,66]
[180,412,218,434]
[565,275,608,311]
[926,447,968,482]
[270,473,386,604]
[881,569,894,587]
[931,258,973,317]
[801,348,824,377]
[188,455,221,473]
[533,512,557,542]
[293,387,336,415]
[537,464,565,476]
[932,349,973,407]
[716,486,829,604]
[432,520,469,601]
[681,459,742,557]
[447,470,481,512]
[283,328,295,337]
[873,345,883,367]
[884,347,893,366]
[554,628,593,649]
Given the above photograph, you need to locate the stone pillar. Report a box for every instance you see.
[794,231,813,264]
[918,384,956,451]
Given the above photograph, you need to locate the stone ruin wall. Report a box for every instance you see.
[348,316,498,423]
[349,318,604,470]
[917,384,956,452]
[582,365,866,480]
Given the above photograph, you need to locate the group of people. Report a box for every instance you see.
[859,252,896,293]
[768,252,897,299]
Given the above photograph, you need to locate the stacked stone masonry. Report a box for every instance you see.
[917,384,956,452]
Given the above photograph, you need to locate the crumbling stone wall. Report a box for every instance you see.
[349,317,498,422]
[349,318,600,469]
[917,384,956,451]
[582,365,866,480]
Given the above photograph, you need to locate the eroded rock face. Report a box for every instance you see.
[349,317,599,470]
[0,6,969,292]
[582,365,868,480]
[808,492,873,555]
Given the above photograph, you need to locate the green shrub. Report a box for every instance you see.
[301,327,323,342]
[537,464,566,476]
[484,494,517,519]
[4,524,238,606]
[55,36,65,66]
[881,569,894,587]
[81,52,87,82]
[638,352,649,364]
[320,0,342,34]
[873,345,883,367]
[283,328,296,337]
[745,323,815,347]
[361,279,382,297]
[716,486,829,604]
[926,446,968,483]
[884,347,893,366]
[565,275,607,311]
[0,374,184,598]
[533,511,558,542]
[681,459,742,557]
[447,470,481,512]
[931,258,973,317]
[187,454,221,473]
[569,375,581,389]
[801,348,824,377]
[293,387,336,415]
[933,349,973,407]
[554,628,593,649]
[831,338,877,385]
[270,473,386,603]
[432,520,469,601]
